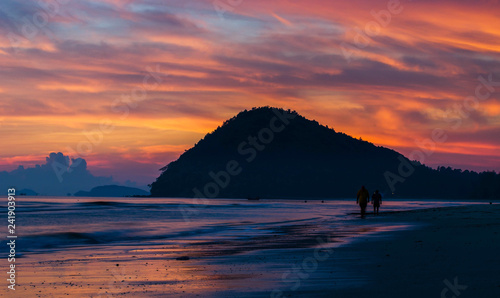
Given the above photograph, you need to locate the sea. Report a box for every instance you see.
[9,197,484,256]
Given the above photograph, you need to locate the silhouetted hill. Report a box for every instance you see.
[74,185,150,197]
[150,107,500,199]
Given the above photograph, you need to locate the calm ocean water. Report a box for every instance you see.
[8,197,484,257]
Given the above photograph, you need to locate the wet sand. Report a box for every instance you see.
[308,204,500,297]
[9,203,500,297]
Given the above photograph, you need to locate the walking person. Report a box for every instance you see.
[372,190,382,215]
[356,186,370,217]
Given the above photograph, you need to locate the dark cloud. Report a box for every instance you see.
[447,127,500,146]
[0,66,59,82]
[0,97,52,115]
[402,56,437,69]
[0,152,115,195]
[400,110,431,125]
[214,55,298,74]
[257,60,454,91]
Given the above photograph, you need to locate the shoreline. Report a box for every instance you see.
[10,203,500,297]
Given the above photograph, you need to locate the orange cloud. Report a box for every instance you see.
[1,0,499,183]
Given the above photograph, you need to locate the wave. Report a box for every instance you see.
[17,215,322,254]
[18,224,236,253]
[6,200,277,215]
[77,201,273,208]
[19,231,103,250]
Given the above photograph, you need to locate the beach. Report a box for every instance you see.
[312,204,500,297]
[6,198,499,297]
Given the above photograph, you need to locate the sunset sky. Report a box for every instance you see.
[1,0,500,186]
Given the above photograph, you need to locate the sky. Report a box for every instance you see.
[1,0,499,186]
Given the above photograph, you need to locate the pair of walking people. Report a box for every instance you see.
[356,186,382,216]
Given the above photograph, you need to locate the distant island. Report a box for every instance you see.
[18,188,38,196]
[150,107,500,199]
[74,185,150,197]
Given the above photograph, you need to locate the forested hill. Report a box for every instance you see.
[150,107,500,199]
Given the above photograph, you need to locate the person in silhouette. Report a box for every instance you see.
[372,190,382,215]
[356,186,370,217]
